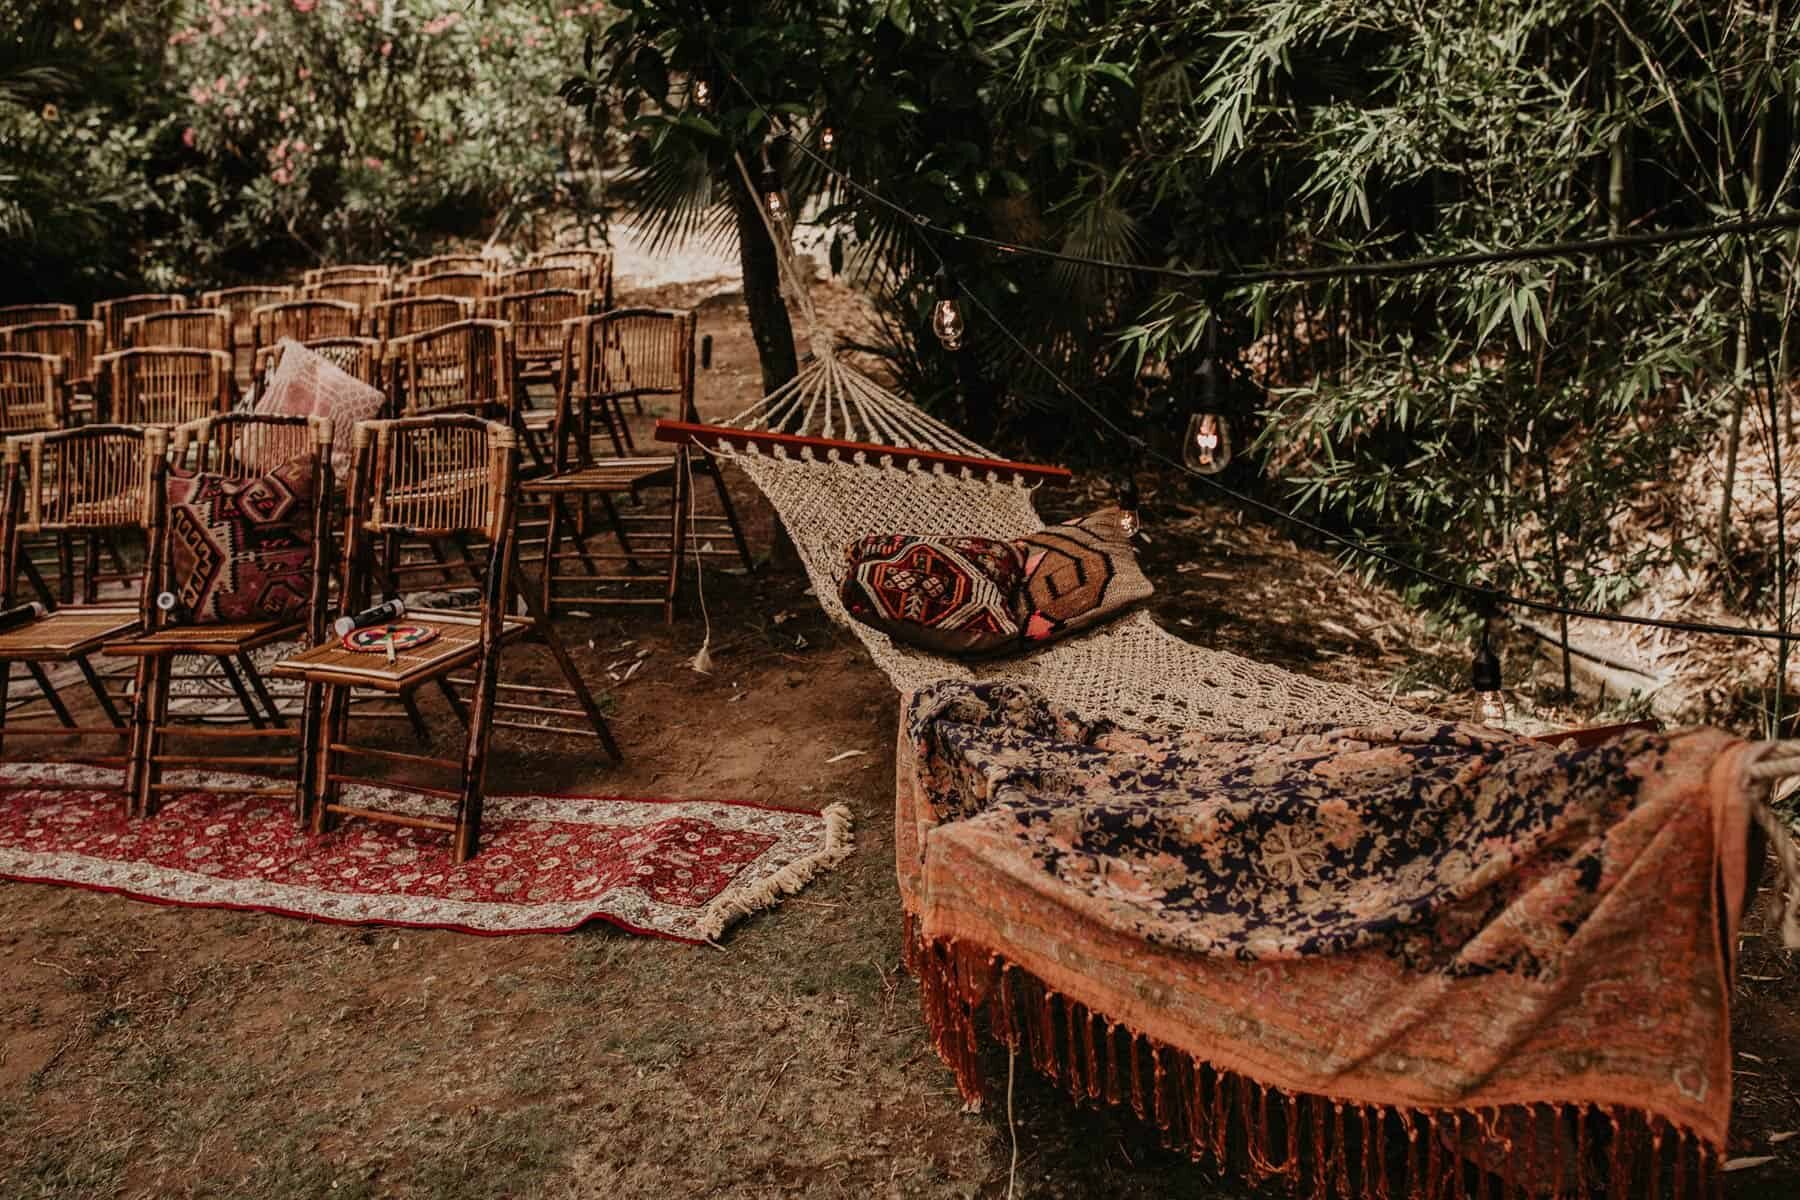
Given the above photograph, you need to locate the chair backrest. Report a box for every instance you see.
[497,266,587,294]
[96,347,233,427]
[0,352,67,434]
[0,303,78,329]
[3,424,158,537]
[367,296,471,341]
[387,319,515,419]
[565,307,696,412]
[171,410,333,483]
[252,299,361,357]
[125,308,234,353]
[0,320,103,385]
[531,249,614,310]
[95,293,188,350]
[408,254,492,278]
[304,264,390,287]
[494,289,592,362]
[405,271,491,302]
[305,277,390,312]
[255,336,385,389]
[201,285,296,344]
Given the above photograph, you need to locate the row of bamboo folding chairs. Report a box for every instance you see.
[0,413,620,860]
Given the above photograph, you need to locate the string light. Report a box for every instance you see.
[1183,412,1231,474]
[1470,622,1507,729]
[1117,476,1142,539]
[692,78,712,108]
[819,126,837,153]
[759,165,790,225]
[931,267,965,351]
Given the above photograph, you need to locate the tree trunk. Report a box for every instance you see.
[728,168,798,397]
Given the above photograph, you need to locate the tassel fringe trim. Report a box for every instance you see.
[696,803,853,942]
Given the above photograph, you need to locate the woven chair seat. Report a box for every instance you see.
[0,606,138,658]
[519,458,677,495]
[104,618,300,658]
[272,610,531,693]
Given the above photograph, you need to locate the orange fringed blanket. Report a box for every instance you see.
[898,682,1768,1197]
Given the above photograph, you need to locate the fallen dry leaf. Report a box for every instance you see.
[1723,1157,1776,1172]
[826,749,867,764]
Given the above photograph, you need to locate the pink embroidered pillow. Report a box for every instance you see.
[164,457,316,624]
[254,339,384,474]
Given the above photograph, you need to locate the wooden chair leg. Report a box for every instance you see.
[295,680,324,826]
[128,655,167,819]
[0,660,11,753]
[76,657,124,727]
[312,683,350,835]
[237,651,285,727]
[703,453,755,572]
[24,661,75,727]
[540,491,563,617]
[216,655,267,729]
[663,448,691,625]
[510,571,623,765]
[55,533,73,606]
[399,689,432,749]
[452,643,504,864]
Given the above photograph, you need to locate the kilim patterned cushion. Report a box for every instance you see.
[164,456,315,624]
[840,534,1025,657]
[1012,507,1152,645]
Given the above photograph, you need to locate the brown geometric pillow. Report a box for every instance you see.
[1011,507,1152,645]
[839,533,1026,657]
[164,456,316,625]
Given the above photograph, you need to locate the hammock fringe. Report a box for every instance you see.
[903,912,1723,1200]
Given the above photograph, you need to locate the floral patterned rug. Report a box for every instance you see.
[899,681,1778,1198]
[0,763,851,942]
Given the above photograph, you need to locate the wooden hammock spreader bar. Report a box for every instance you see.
[653,419,1074,485]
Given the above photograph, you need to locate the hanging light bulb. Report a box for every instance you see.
[820,126,837,153]
[1117,476,1142,539]
[931,267,965,351]
[1182,412,1232,474]
[1470,624,1508,729]
[759,165,790,225]
[692,78,712,109]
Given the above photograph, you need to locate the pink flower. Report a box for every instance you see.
[272,167,292,185]
[380,40,392,57]
[182,127,197,148]
[291,0,316,12]
[190,82,212,104]
[215,74,230,92]
[422,12,459,34]
[363,156,384,170]
[298,66,311,79]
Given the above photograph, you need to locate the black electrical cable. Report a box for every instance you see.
[714,63,1800,644]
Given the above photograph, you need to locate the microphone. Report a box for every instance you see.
[0,601,45,635]
[156,591,191,624]
[333,598,407,638]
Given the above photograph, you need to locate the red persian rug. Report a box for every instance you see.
[0,763,852,942]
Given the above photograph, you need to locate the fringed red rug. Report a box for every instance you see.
[0,763,852,942]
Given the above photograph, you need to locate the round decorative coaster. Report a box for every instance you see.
[341,623,439,654]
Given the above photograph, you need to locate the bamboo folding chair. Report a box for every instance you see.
[125,308,235,356]
[367,295,472,342]
[108,414,334,817]
[529,249,615,310]
[251,299,361,362]
[0,303,78,329]
[493,288,592,385]
[274,416,620,862]
[202,285,295,389]
[386,319,517,421]
[404,271,492,302]
[304,264,390,288]
[0,353,69,435]
[408,254,492,278]
[0,426,157,775]
[305,277,391,317]
[1,323,97,421]
[520,309,752,622]
[95,293,188,352]
[95,348,234,427]
[254,337,386,391]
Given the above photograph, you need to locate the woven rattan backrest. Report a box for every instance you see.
[496,289,591,361]
[532,249,614,310]
[95,293,188,350]
[202,286,295,346]
[252,299,361,356]
[406,271,491,302]
[498,266,586,294]
[0,353,66,434]
[172,411,332,480]
[5,424,158,533]
[569,307,695,410]
[368,296,471,341]
[126,308,234,353]
[305,278,390,311]
[389,319,515,418]
[304,264,390,287]
[1,320,103,385]
[357,415,514,541]
[256,337,385,388]
[97,348,232,427]
[408,254,491,278]
[0,303,77,329]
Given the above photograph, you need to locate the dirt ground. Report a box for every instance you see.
[0,279,1796,1199]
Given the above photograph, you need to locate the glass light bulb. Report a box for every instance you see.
[931,299,965,350]
[693,79,711,108]
[1182,412,1232,474]
[1118,508,1141,538]
[1472,691,1508,730]
[820,127,837,152]
[764,188,790,224]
